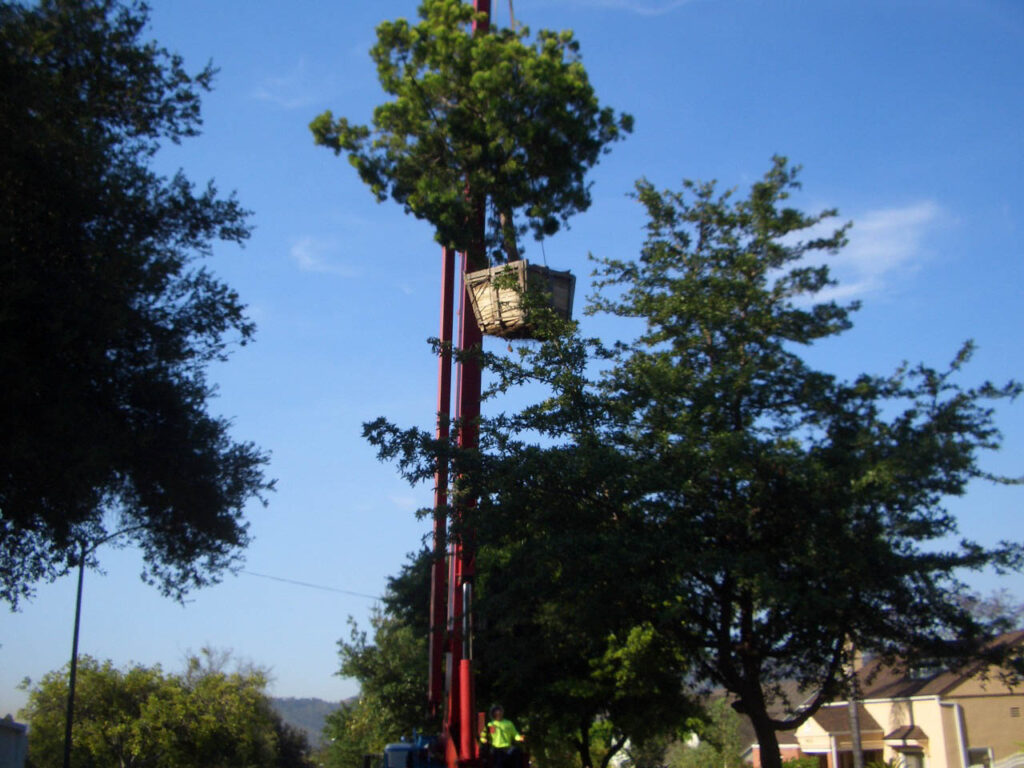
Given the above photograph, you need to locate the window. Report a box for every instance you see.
[908,660,944,680]
[968,748,992,768]
[1011,706,1021,718]
[902,752,924,768]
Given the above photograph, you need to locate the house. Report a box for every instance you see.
[746,631,1024,768]
[0,716,27,768]
[795,631,1024,768]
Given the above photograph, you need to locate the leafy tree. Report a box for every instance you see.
[367,158,1023,768]
[0,0,271,607]
[315,2,635,764]
[326,544,678,768]
[471,365,697,768]
[665,699,744,768]
[19,652,313,768]
[957,589,1024,633]
[618,734,674,768]
[311,0,632,264]
[321,604,433,768]
[583,157,1023,768]
[275,720,317,768]
[19,657,166,768]
[368,327,699,767]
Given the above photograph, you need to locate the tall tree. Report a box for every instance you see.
[19,653,314,768]
[310,0,631,264]
[367,158,1023,768]
[586,157,1023,768]
[0,0,271,606]
[316,3,635,764]
[470,331,697,768]
[367,326,700,768]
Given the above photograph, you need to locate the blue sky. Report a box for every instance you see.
[3,0,1023,716]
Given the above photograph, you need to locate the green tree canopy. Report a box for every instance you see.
[585,158,1022,768]
[469,333,698,768]
[0,0,272,606]
[366,158,1023,768]
[19,652,313,768]
[366,330,700,768]
[665,698,744,768]
[311,0,632,264]
[320,551,659,768]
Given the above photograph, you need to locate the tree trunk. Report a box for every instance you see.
[746,707,784,768]
[499,209,519,263]
[600,737,627,768]
[576,715,594,768]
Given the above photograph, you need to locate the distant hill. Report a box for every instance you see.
[271,697,346,747]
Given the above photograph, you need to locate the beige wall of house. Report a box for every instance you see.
[862,697,951,768]
[761,662,1024,768]
[951,692,1024,762]
[795,716,832,755]
[771,638,1024,768]
[792,694,1024,768]
[942,702,966,768]
[946,662,1024,763]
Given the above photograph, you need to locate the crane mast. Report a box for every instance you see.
[429,8,492,768]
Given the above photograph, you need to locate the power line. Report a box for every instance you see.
[241,570,380,600]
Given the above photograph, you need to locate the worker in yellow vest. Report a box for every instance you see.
[479,705,524,768]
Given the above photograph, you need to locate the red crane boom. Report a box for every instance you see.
[429,8,492,768]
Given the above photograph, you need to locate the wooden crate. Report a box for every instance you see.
[464,260,575,339]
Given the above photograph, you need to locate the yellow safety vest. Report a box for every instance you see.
[479,719,523,749]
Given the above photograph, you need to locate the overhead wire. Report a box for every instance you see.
[241,570,380,600]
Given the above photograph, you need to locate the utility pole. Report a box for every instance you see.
[61,526,144,768]
[62,542,87,768]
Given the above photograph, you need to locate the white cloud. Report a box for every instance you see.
[289,237,359,278]
[252,59,319,110]
[810,201,943,303]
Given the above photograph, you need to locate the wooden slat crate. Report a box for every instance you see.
[464,260,575,339]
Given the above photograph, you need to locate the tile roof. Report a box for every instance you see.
[884,725,928,742]
[812,704,883,735]
[858,630,1024,700]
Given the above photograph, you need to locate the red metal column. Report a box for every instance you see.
[453,249,483,763]
[443,4,490,766]
[474,0,491,32]
[429,246,456,715]
[445,256,483,764]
